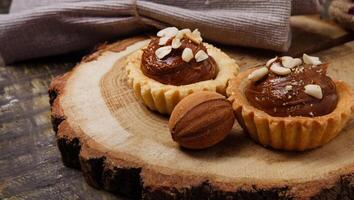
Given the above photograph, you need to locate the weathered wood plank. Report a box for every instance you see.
[0,55,123,200]
[287,15,353,57]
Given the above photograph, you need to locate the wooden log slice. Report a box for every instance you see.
[49,36,354,200]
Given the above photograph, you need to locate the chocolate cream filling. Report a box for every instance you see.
[141,38,218,86]
[245,63,338,117]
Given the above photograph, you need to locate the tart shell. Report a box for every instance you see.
[125,41,239,114]
[226,68,354,151]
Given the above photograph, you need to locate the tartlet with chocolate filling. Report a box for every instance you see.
[126,27,239,114]
[227,54,354,151]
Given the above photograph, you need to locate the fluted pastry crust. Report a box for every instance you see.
[227,68,354,151]
[126,41,239,114]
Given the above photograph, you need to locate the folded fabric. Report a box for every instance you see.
[0,0,320,64]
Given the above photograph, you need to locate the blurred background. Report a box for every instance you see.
[0,0,11,13]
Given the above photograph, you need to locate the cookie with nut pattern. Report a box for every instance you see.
[169,91,235,149]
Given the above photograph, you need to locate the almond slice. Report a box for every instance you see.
[157,27,179,38]
[175,29,191,39]
[155,46,172,59]
[185,29,203,44]
[281,56,302,68]
[247,67,269,82]
[192,29,201,38]
[303,54,322,65]
[171,38,181,49]
[182,48,193,62]
[266,56,278,67]
[270,63,291,75]
[304,84,323,99]
[159,37,170,46]
[195,50,208,62]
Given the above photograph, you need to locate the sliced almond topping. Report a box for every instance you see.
[157,27,179,38]
[171,38,181,49]
[155,46,172,59]
[281,56,302,68]
[175,29,191,39]
[266,56,278,67]
[185,32,203,44]
[303,54,322,65]
[159,37,170,46]
[195,50,208,62]
[270,63,291,75]
[185,29,203,44]
[192,29,201,37]
[293,58,302,66]
[247,67,269,82]
[182,48,193,62]
[304,84,323,99]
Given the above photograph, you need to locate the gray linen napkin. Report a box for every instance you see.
[0,0,320,64]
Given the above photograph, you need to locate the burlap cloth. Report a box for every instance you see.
[0,0,321,64]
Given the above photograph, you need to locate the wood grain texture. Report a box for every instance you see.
[1,14,353,200]
[50,35,354,199]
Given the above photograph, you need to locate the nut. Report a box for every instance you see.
[192,29,201,38]
[182,48,193,62]
[195,50,208,62]
[175,28,191,39]
[303,53,322,65]
[185,29,203,44]
[155,46,172,59]
[171,38,181,49]
[247,67,268,82]
[157,27,179,38]
[304,84,323,99]
[169,91,235,149]
[159,36,170,45]
[281,56,302,68]
[270,62,291,75]
[266,56,278,67]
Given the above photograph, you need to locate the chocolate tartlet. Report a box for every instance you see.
[227,54,354,151]
[126,27,239,114]
[141,38,218,86]
[245,62,338,117]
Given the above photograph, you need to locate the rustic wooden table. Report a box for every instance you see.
[0,2,353,199]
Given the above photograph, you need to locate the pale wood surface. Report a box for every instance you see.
[1,13,354,200]
[55,35,354,198]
